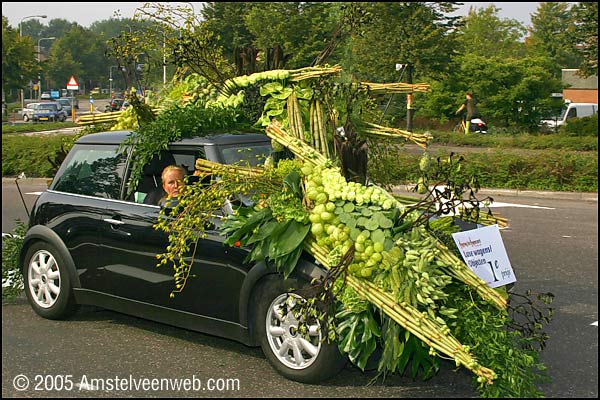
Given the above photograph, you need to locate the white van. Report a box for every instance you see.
[540,102,598,132]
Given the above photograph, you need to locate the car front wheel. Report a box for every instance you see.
[254,275,346,383]
[23,114,30,122]
[23,242,79,320]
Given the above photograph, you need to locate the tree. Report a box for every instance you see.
[201,2,255,60]
[46,26,108,92]
[455,4,527,59]
[2,16,40,102]
[44,18,79,40]
[343,2,462,83]
[571,2,598,77]
[526,2,582,77]
[242,2,339,69]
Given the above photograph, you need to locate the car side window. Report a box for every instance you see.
[127,149,205,204]
[221,144,272,167]
[51,144,127,199]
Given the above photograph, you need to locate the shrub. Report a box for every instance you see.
[560,114,598,137]
[1,134,68,177]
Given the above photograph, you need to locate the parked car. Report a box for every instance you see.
[19,130,346,383]
[20,102,41,122]
[32,102,68,122]
[41,92,52,100]
[105,97,125,112]
[59,96,79,109]
[57,98,73,115]
[539,102,598,132]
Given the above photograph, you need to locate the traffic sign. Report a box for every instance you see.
[67,75,79,90]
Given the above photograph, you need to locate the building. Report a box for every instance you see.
[562,69,598,103]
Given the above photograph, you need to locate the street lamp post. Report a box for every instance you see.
[163,30,167,84]
[19,15,47,109]
[109,65,121,98]
[19,14,47,37]
[37,37,56,100]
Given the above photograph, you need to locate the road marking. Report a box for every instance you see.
[485,201,555,210]
[592,321,598,327]
[25,192,43,196]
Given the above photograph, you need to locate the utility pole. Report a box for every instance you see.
[406,63,414,132]
[19,15,47,109]
[37,37,56,100]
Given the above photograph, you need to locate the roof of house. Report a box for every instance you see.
[562,69,598,89]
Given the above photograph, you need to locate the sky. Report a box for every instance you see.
[3,2,546,29]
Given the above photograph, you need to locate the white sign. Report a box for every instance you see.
[452,224,516,288]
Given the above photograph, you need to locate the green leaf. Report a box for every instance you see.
[364,219,380,231]
[246,220,279,245]
[267,220,293,258]
[279,246,304,278]
[272,221,311,258]
[294,86,314,100]
[283,170,302,196]
[343,202,355,213]
[259,82,284,96]
[371,229,386,244]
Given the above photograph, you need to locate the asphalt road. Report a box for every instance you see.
[2,181,598,398]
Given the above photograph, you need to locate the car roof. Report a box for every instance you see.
[75,130,271,147]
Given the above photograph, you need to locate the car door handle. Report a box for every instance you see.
[103,218,125,225]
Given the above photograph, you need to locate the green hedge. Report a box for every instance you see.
[370,146,598,193]
[2,132,598,192]
[430,130,598,151]
[1,134,68,178]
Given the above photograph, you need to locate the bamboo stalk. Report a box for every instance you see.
[435,242,508,309]
[315,99,330,158]
[304,239,496,384]
[310,99,320,150]
[362,122,432,148]
[266,120,329,166]
[194,158,263,177]
[359,81,431,94]
[288,65,343,82]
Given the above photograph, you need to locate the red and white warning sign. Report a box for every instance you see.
[66,75,79,90]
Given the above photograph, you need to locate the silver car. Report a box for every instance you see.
[20,102,41,122]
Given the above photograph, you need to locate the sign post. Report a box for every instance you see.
[66,76,79,122]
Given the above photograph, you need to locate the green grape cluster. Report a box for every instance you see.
[302,163,458,326]
[110,106,138,131]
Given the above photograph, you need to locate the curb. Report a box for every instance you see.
[390,185,597,203]
[4,177,598,202]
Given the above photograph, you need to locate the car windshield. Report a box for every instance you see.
[58,100,70,106]
[39,104,58,111]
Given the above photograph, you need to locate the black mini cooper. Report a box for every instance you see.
[19,130,346,383]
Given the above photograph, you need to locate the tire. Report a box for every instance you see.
[23,242,79,320]
[253,275,347,383]
[23,114,30,122]
[452,122,464,133]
